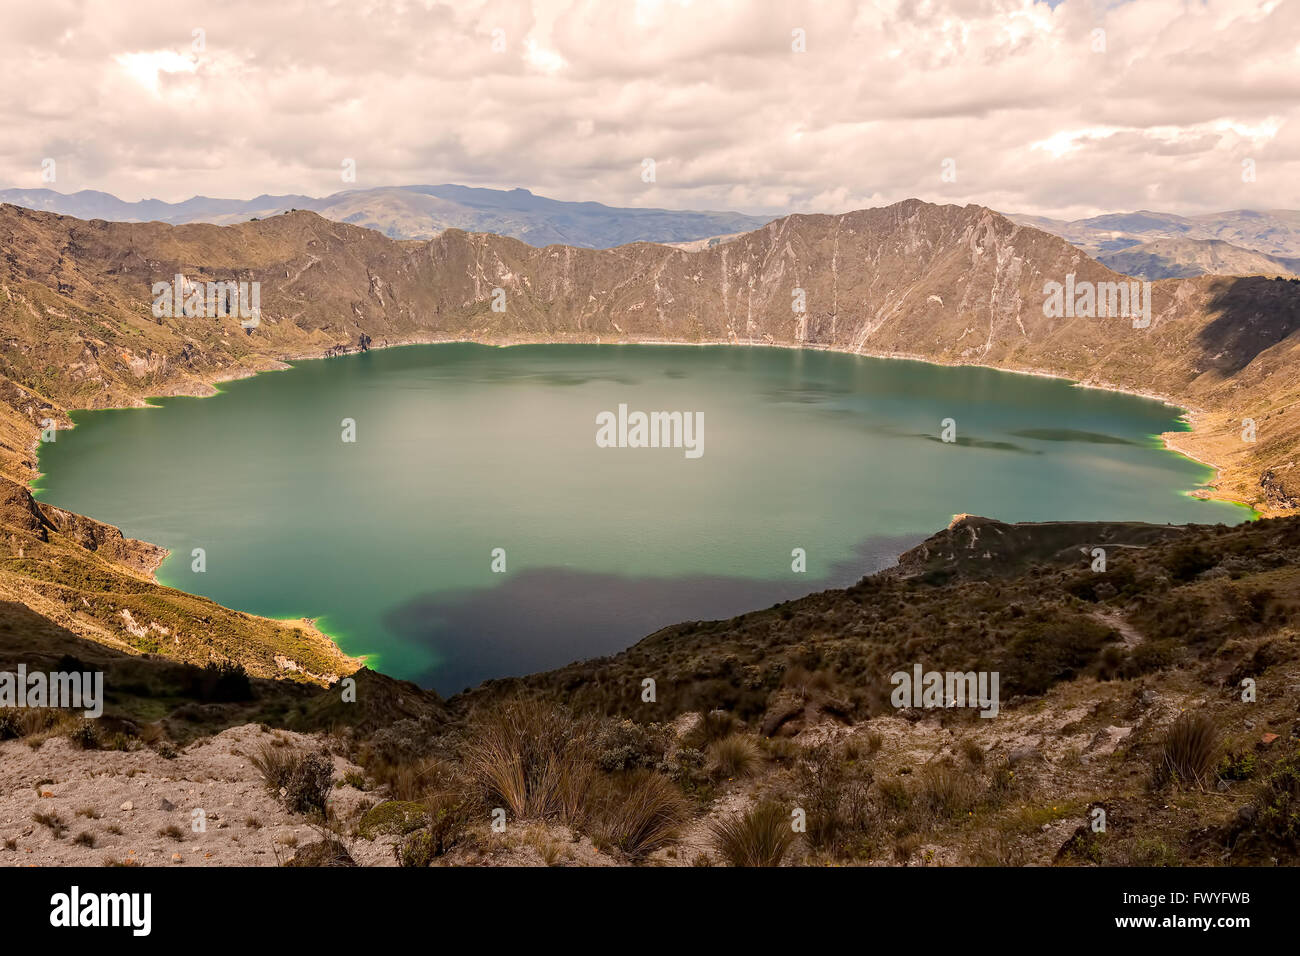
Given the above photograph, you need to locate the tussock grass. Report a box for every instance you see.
[710,800,795,867]
[462,698,594,823]
[590,770,690,858]
[685,710,738,750]
[913,765,980,819]
[706,733,761,780]
[1157,712,1220,789]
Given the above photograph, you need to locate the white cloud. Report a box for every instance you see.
[0,0,1295,218]
[114,50,199,95]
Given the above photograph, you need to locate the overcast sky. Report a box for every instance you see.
[1,0,1295,218]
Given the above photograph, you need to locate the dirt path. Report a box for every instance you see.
[1089,608,1145,648]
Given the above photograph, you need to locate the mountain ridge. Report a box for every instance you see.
[1098,237,1300,280]
[3,197,1297,518]
[0,184,772,248]
[1011,208,1300,260]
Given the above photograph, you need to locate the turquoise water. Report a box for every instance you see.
[34,344,1248,693]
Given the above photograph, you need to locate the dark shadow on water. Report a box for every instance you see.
[917,434,1038,454]
[1009,428,1137,446]
[384,533,926,694]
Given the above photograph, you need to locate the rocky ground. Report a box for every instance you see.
[0,725,391,867]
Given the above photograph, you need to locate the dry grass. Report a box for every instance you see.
[249,743,334,814]
[1157,712,1221,789]
[31,811,67,838]
[591,770,691,858]
[913,765,980,820]
[710,800,796,867]
[462,698,594,822]
[706,733,762,780]
[685,710,738,749]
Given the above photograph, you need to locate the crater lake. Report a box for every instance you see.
[34,344,1249,694]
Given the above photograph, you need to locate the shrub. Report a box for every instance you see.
[1163,545,1217,582]
[284,837,356,867]
[191,660,254,702]
[357,801,428,839]
[284,751,335,814]
[710,800,795,867]
[1124,640,1177,676]
[1156,713,1220,789]
[590,770,690,858]
[68,720,99,750]
[1002,617,1114,696]
[1127,837,1180,867]
[422,790,472,857]
[363,715,443,768]
[959,738,984,766]
[706,734,761,780]
[593,719,667,773]
[794,743,872,853]
[1219,749,1258,782]
[250,744,334,814]
[395,830,441,867]
[1249,750,1300,849]
[878,777,912,813]
[664,747,708,790]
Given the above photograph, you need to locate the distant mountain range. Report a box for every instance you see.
[1008,209,1300,257]
[0,184,772,248]
[7,186,1299,281]
[1096,238,1300,280]
[1010,209,1300,279]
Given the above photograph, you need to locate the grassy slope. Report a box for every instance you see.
[0,475,360,684]
[460,515,1300,726]
[5,509,1300,866]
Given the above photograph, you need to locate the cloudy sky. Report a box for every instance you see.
[2,0,1296,218]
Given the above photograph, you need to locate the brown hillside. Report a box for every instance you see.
[2,199,1297,515]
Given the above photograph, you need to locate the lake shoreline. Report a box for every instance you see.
[30,335,1258,685]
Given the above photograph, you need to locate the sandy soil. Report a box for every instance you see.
[0,724,392,867]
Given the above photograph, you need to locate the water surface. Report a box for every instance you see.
[35,344,1247,693]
